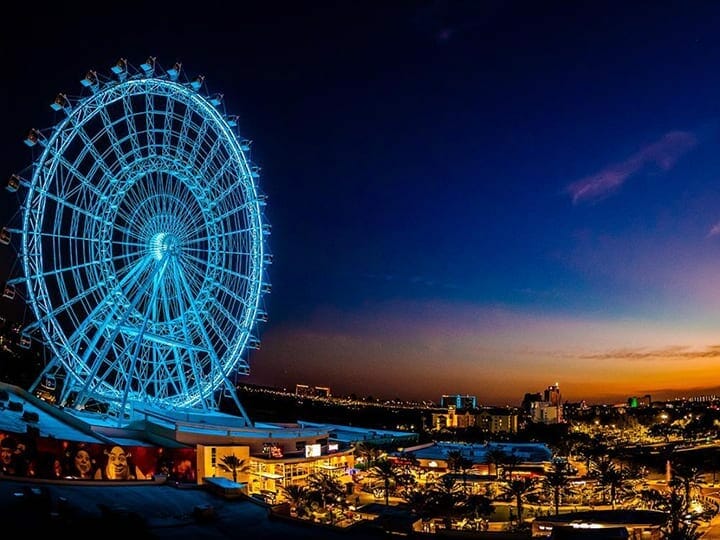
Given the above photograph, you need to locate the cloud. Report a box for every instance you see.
[707,222,720,238]
[576,344,720,362]
[566,131,697,204]
[248,299,720,403]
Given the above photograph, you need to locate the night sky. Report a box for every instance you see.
[3,1,720,405]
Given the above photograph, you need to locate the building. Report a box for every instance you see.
[0,381,368,501]
[440,394,477,409]
[637,395,652,407]
[393,441,553,489]
[531,509,666,538]
[477,408,519,433]
[528,383,563,424]
[531,401,562,424]
[295,384,332,398]
[431,406,519,433]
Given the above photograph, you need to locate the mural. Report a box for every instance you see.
[0,431,197,482]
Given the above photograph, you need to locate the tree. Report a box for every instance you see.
[218,453,250,483]
[402,487,434,530]
[661,483,702,540]
[672,461,703,513]
[429,474,463,530]
[591,456,624,506]
[446,450,474,493]
[502,477,537,526]
[579,436,609,477]
[446,450,464,475]
[354,442,383,470]
[639,487,666,510]
[502,450,522,481]
[461,493,494,531]
[368,458,402,506]
[306,471,346,513]
[280,484,310,518]
[544,461,572,515]
[485,447,508,479]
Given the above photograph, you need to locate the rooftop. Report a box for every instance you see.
[402,441,553,463]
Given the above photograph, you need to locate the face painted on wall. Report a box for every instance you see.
[105,446,129,479]
[74,449,92,477]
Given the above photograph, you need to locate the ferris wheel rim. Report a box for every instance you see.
[13,60,271,413]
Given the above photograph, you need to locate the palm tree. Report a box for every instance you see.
[661,483,703,540]
[461,493,494,531]
[354,442,383,470]
[402,487,435,531]
[485,447,508,479]
[591,456,618,505]
[280,484,310,518]
[446,450,464,475]
[502,477,537,526]
[595,462,628,509]
[544,461,572,515]
[429,474,463,530]
[368,458,401,506]
[306,471,346,510]
[446,450,474,493]
[639,487,666,510]
[396,451,420,476]
[503,451,522,481]
[672,461,703,513]
[579,436,609,478]
[218,453,250,483]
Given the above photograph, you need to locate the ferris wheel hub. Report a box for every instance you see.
[151,231,179,260]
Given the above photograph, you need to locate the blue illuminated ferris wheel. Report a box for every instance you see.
[4,58,271,422]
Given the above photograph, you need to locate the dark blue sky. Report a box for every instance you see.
[3,1,720,404]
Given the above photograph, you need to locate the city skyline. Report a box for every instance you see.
[3,2,720,406]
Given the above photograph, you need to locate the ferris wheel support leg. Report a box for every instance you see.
[225,383,253,427]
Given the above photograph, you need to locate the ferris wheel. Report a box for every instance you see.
[2,58,271,422]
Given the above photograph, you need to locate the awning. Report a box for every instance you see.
[255,471,284,479]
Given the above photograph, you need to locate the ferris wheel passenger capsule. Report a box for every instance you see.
[80,70,99,91]
[50,93,70,114]
[18,334,31,349]
[0,228,10,245]
[190,75,205,90]
[24,129,42,147]
[140,56,156,75]
[111,58,128,78]
[6,175,20,192]
[167,62,182,81]
[2,284,15,300]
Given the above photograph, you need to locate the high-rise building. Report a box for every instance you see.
[528,383,563,424]
[544,383,561,407]
[440,394,478,409]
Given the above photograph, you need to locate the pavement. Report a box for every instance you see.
[0,478,382,538]
[7,476,720,538]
